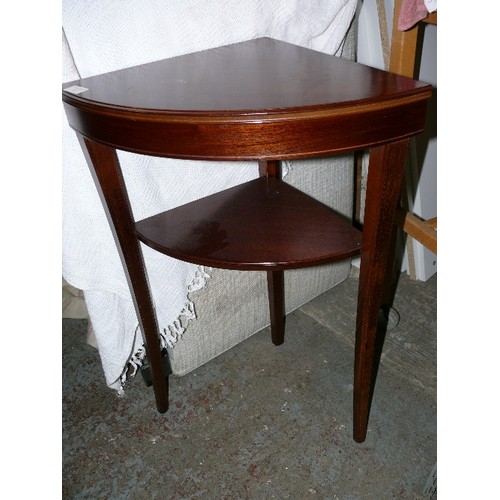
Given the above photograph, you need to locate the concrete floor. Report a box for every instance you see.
[62,271,436,499]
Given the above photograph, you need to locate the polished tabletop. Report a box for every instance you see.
[63,37,429,117]
[62,37,432,161]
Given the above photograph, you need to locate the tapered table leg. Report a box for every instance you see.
[258,160,286,346]
[77,135,170,413]
[353,139,410,443]
[267,270,285,345]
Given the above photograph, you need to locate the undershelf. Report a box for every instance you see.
[136,177,362,271]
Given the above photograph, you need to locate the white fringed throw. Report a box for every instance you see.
[62,0,357,391]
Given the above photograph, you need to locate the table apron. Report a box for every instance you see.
[63,100,428,160]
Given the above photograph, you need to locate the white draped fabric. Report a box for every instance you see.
[62,0,358,391]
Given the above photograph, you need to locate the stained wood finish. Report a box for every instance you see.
[63,38,430,161]
[259,160,286,346]
[63,37,431,442]
[258,159,281,179]
[135,178,362,270]
[76,135,170,413]
[267,270,286,346]
[353,139,410,442]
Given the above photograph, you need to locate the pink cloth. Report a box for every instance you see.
[398,0,429,31]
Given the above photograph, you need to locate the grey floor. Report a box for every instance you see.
[62,271,436,499]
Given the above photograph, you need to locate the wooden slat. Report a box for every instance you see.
[389,0,420,78]
[426,217,437,229]
[396,208,437,255]
[423,11,437,25]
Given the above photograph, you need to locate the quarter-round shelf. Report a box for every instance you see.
[136,177,362,271]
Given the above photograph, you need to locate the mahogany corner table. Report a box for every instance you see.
[62,37,431,443]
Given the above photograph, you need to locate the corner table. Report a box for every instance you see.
[62,37,431,443]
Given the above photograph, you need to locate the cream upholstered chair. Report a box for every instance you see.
[62,0,359,392]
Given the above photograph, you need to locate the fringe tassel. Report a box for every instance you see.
[117,265,212,391]
[188,266,212,293]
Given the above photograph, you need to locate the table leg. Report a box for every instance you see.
[259,160,286,346]
[353,139,410,443]
[77,135,170,413]
[267,270,285,346]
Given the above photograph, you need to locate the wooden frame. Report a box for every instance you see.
[390,0,437,255]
